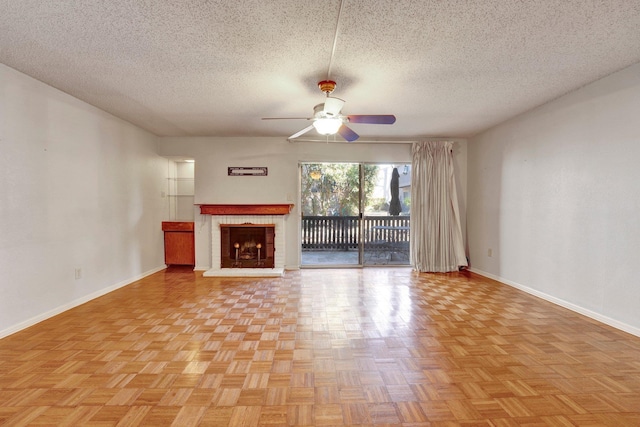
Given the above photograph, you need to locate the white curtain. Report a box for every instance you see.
[410,141,468,272]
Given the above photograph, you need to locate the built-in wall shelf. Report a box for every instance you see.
[167,177,194,197]
[167,173,194,220]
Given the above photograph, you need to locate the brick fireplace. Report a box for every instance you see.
[199,204,293,277]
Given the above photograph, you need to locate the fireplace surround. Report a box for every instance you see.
[200,204,293,277]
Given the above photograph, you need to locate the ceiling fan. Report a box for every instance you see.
[262,80,396,142]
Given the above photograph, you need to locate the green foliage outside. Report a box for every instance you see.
[301,163,379,216]
[402,196,411,211]
[367,197,389,212]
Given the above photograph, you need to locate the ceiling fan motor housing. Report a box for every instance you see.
[313,103,338,118]
[317,80,337,94]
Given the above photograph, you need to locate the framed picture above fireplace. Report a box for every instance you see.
[228,167,268,176]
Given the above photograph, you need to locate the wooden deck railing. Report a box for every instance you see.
[301,216,410,251]
[301,216,359,250]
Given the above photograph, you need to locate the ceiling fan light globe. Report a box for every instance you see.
[313,118,342,135]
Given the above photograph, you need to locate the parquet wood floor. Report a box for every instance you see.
[1,268,639,426]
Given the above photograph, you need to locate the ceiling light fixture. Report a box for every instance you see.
[312,117,342,135]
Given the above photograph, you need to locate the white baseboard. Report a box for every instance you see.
[0,265,166,339]
[469,268,640,338]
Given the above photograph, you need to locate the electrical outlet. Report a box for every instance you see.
[487,248,492,257]
[75,268,82,280]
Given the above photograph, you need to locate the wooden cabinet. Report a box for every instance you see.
[162,221,195,266]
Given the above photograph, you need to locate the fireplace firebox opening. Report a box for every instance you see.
[220,224,275,268]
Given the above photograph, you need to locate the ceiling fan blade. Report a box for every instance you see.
[262,117,310,120]
[346,115,396,124]
[338,124,359,142]
[288,125,314,139]
[323,97,345,116]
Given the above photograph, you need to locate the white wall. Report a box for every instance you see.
[0,64,169,337]
[467,62,640,335]
[157,137,467,270]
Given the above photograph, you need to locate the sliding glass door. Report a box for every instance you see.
[300,162,411,267]
[362,164,411,266]
[300,163,361,266]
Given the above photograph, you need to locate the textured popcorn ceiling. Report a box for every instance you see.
[1,1,640,139]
